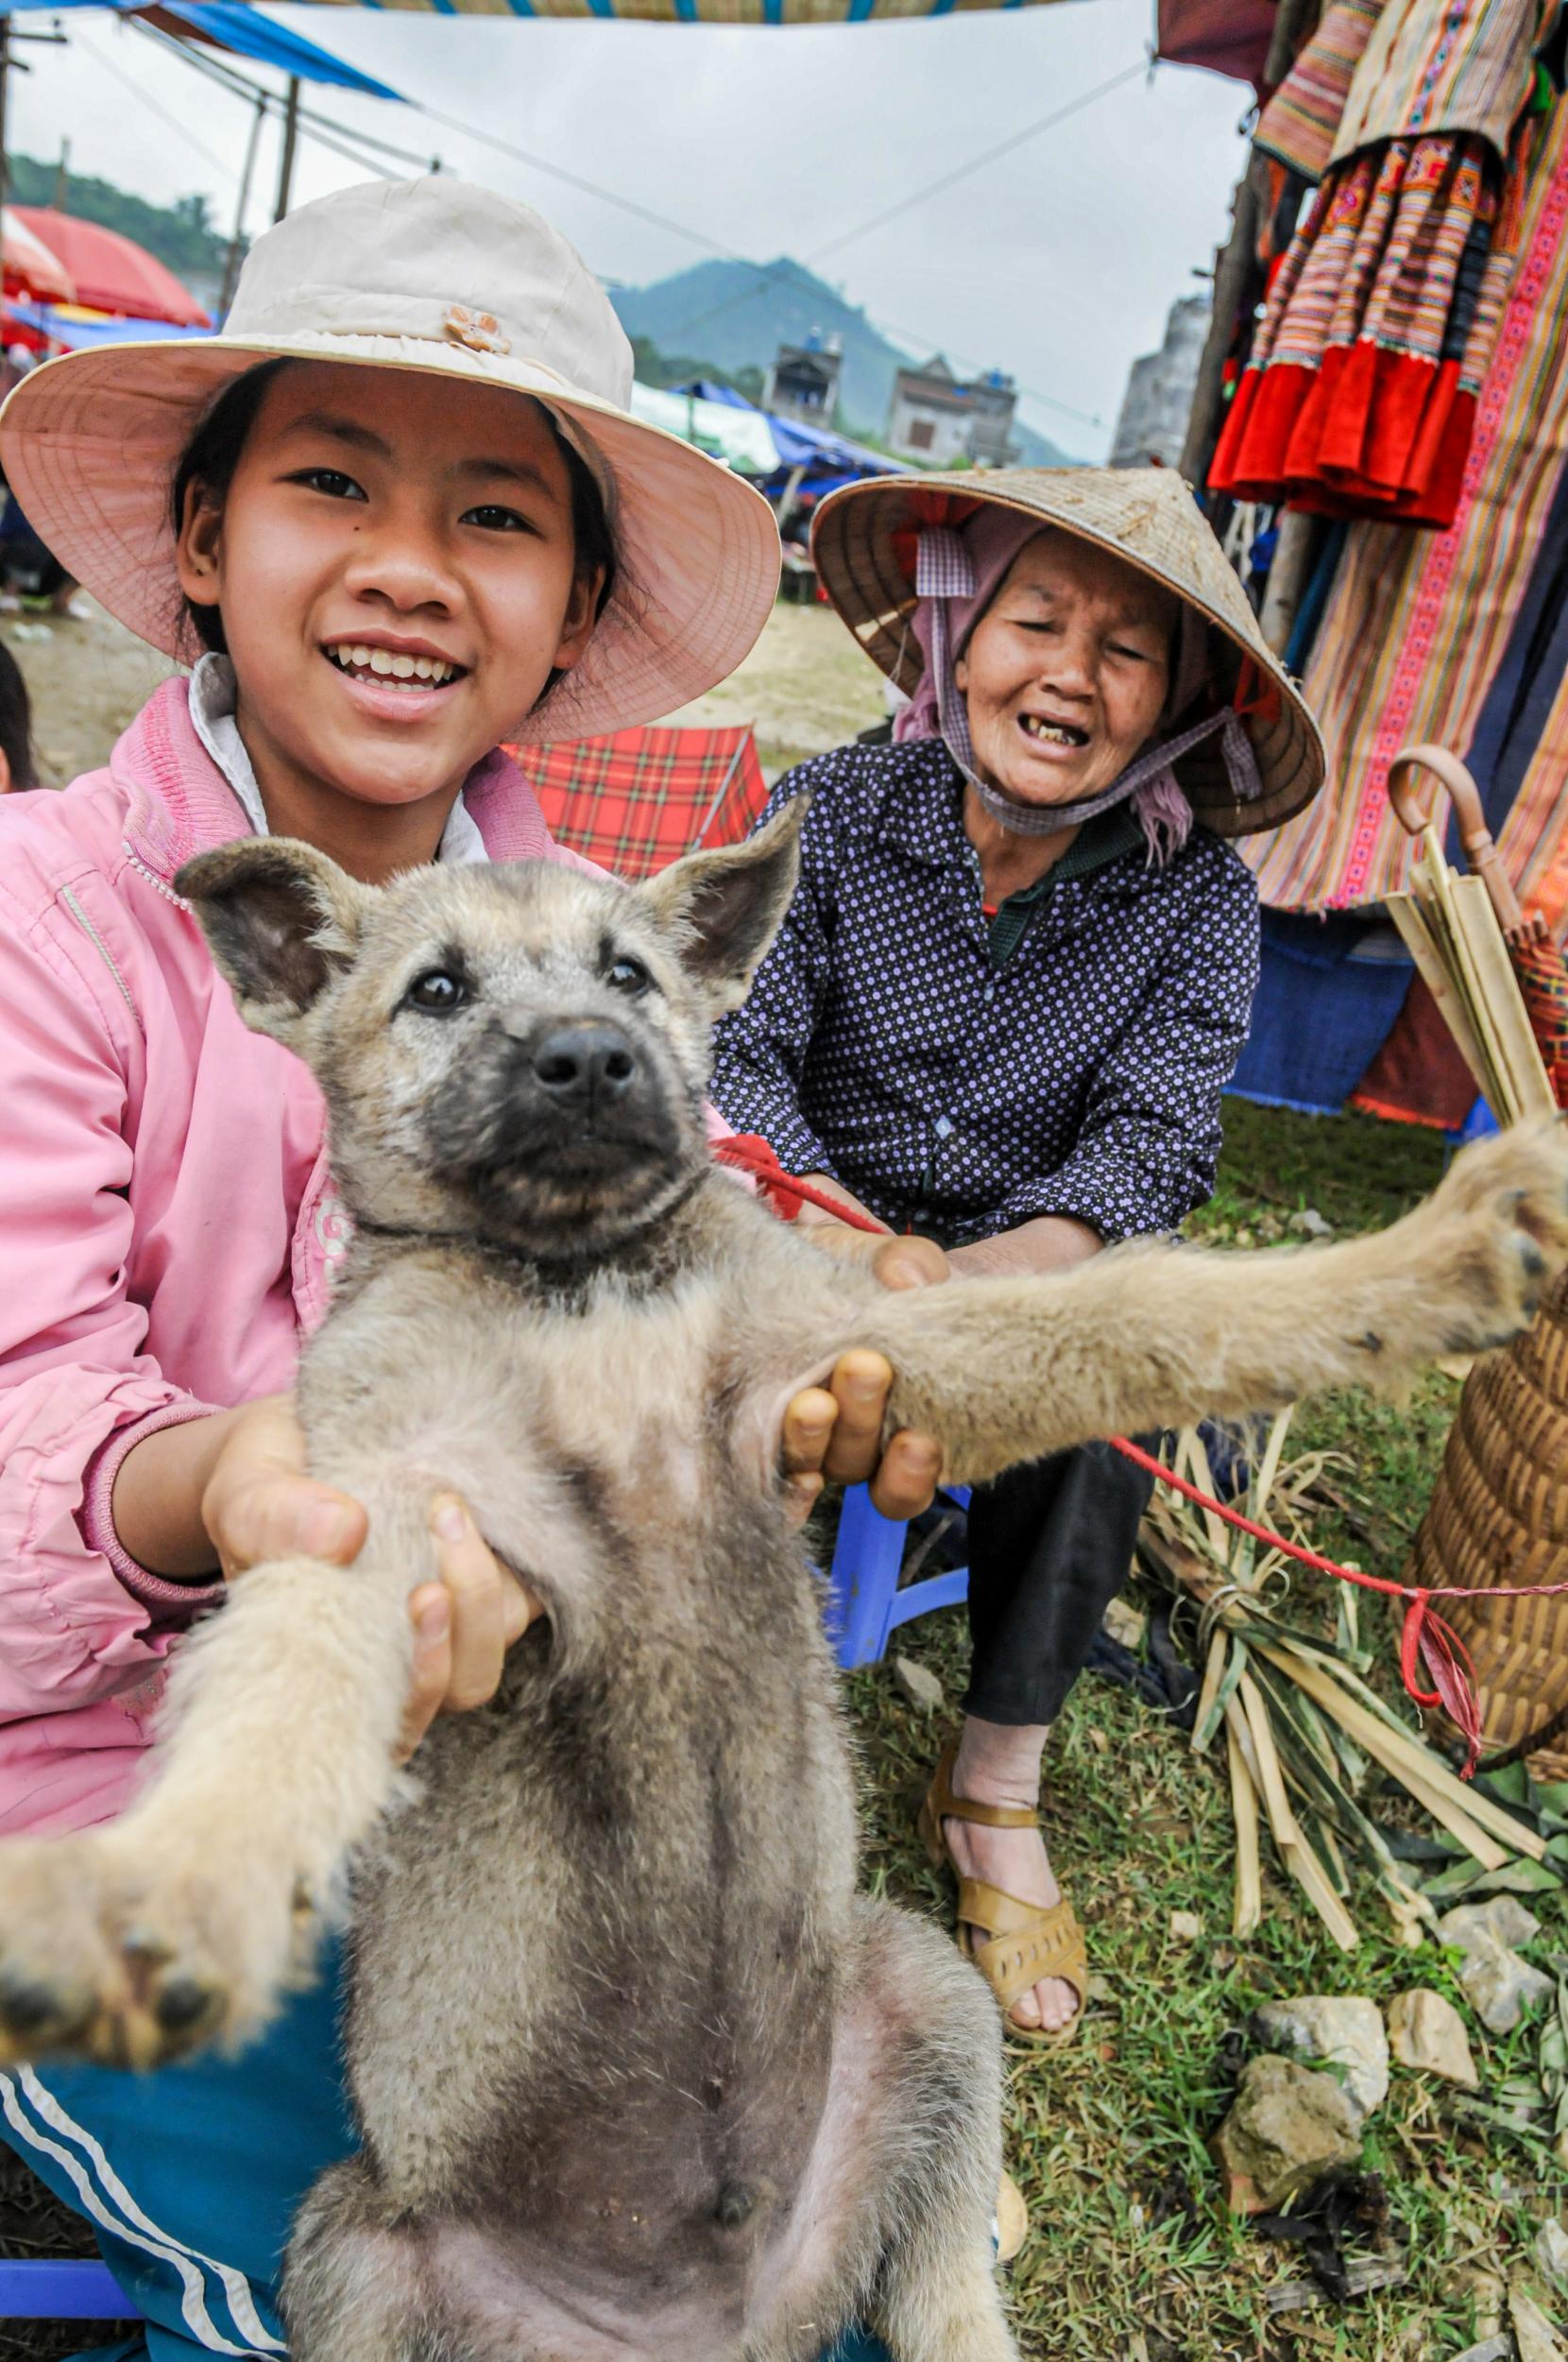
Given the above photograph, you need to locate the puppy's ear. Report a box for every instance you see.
[176,837,373,1047]
[638,796,807,1015]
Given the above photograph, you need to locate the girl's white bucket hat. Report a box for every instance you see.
[0,176,781,743]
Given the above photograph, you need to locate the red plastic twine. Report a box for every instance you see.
[716,1134,1568,1776]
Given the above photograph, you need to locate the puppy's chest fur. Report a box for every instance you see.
[299,1227,858,2215]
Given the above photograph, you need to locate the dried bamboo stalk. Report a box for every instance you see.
[1259,1642,1537,1862]
[1192,1630,1229,1758]
[1226,1714,1263,1938]
[1239,1673,1360,1948]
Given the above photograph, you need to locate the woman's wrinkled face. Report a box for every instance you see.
[175,361,603,817]
[954,529,1177,811]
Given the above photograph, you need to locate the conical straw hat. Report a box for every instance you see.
[811,467,1325,837]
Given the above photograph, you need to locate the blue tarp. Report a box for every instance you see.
[5,300,213,347]
[0,0,402,97]
[676,379,899,489]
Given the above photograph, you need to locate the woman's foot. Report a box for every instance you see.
[944,1718,1081,2037]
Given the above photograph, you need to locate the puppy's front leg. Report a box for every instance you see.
[0,1498,429,2068]
[844,1120,1568,1486]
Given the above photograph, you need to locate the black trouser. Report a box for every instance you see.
[962,1437,1157,1727]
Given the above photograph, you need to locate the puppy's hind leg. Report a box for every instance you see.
[851,1903,1018,2362]
[286,2156,452,2362]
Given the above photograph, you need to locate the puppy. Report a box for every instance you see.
[0,801,1564,2362]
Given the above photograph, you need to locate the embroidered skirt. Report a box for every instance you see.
[1209,128,1525,530]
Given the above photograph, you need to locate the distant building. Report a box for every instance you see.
[1109,293,1211,471]
[765,330,843,425]
[886,355,1018,468]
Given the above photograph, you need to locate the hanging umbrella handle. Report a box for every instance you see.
[1388,744,1546,950]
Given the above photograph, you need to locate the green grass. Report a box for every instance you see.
[844,1102,1568,2360]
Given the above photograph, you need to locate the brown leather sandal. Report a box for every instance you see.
[917,1738,1087,2050]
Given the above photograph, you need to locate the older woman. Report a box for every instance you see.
[710,469,1323,2046]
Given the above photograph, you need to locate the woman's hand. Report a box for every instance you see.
[197,1395,540,1760]
[781,1228,949,1527]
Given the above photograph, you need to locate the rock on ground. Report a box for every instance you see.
[1387,1988,1480,2089]
[1438,1898,1554,2034]
[1211,2055,1363,2214]
[1253,1995,1389,2123]
[1535,2221,1568,2298]
[1509,2280,1568,2362]
[890,1656,944,1715]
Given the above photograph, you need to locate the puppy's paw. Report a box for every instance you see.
[0,1828,311,2067]
[1408,1115,1568,1353]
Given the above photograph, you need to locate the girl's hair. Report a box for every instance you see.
[169,360,617,701]
[0,639,38,791]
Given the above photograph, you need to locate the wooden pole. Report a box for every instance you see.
[1177,0,1320,491]
[1258,509,1319,655]
[221,94,265,317]
[273,77,300,224]
[1178,167,1260,488]
[0,23,12,234]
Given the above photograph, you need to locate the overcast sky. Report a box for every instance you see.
[9,0,1251,457]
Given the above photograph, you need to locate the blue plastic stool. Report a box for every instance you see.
[825,1482,970,1669]
[0,2257,129,2316]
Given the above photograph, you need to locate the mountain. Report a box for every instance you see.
[609,256,1077,465]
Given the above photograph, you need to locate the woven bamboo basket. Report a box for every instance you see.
[1410,1268,1568,1779]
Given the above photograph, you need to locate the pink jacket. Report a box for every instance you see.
[0,678,603,1838]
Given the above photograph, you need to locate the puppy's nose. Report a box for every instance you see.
[529,1022,639,1108]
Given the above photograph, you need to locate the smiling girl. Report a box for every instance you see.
[0,177,932,2362]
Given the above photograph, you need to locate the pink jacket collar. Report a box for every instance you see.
[116,676,560,881]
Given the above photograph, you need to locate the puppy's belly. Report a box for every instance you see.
[427,2222,748,2362]
[416,1993,886,2358]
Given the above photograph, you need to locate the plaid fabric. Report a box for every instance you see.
[510,725,766,881]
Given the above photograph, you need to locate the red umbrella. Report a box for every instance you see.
[11,208,209,329]
[1,210,75,304]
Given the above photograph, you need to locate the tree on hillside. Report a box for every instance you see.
[630,334,764,406]
[6,155,232,295]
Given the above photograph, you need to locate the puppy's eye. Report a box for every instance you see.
[404,969,469,1015]
[605,954,652,998]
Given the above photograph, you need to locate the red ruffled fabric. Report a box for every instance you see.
[1211,129,1525,531]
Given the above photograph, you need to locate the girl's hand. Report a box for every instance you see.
[781,1230,949,1527]
[199,1395,540,1760]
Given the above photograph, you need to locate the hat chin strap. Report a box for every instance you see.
[919,527,1264,844]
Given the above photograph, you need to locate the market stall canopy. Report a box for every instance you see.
[0,0,403,97]
[270,0,1085,22]
[630,381,779,474]
[680,380,899,492]
[1,210,74,301]
[632,378,899,491]
[11,208,210,326]
[1154,0,1275,85]
[3,297,212,346]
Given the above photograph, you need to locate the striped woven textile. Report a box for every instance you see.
[297,0,1071,19]
[1209,125,1525,527]
[1249,101,1568,916]
[1255,0,1387,183]
[1330,0,1545,165]
[511,724,766,881]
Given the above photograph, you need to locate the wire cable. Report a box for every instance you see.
[72,26,243,185]
[807,60,1146,265]
[98,16,1110,430]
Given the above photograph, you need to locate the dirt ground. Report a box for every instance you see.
[6,593,883,794]
[8,607,175,788]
